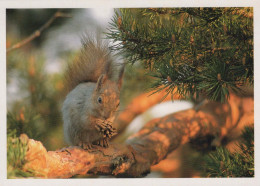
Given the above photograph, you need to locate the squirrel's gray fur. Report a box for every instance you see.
[62,37,124,149]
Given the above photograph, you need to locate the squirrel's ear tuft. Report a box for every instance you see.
[96,74,108,91]
[117,64,125,90]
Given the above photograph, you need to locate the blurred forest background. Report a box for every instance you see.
[6,8,253,178]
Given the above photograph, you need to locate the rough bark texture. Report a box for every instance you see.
[22,93,254,178]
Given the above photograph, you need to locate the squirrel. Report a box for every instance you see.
[62,37,124,149]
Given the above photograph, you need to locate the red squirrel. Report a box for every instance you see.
[62,37,124,149]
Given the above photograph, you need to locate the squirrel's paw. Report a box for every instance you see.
[78,141,95,150]
[94,138,109,148]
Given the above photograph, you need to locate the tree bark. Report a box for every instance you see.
[22,93,253,178]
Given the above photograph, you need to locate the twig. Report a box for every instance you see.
[7,11,72,53]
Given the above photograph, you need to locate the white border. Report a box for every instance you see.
[1,1,259,186]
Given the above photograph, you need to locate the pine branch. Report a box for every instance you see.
[107,8,253,102]
[20,93,253,178]
[7,11,72,53]
[204,125,254,177]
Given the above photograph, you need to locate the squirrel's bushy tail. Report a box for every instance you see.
[64,37,114,93]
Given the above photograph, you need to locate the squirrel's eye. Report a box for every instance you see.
[97,97,102,104]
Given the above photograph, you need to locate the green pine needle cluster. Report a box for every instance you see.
[204,125,254,177]
[7,131,32,178]
[107,8,253,102]
[7,109,42,139]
